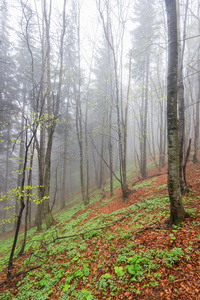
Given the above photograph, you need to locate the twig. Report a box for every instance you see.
[0,265,41,287]
[48,210,138,244]
[191,245,200,253]
[132,172,167,186]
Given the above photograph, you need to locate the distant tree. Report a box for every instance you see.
[131,0,155,179]
[97,0,130,199]
[193,3,200,164]
[92,35,115,195]
[0,0,17,233]
[177,0,189,193]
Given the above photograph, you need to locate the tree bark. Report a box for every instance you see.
[165,0,187,225]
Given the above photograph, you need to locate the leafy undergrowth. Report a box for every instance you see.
[0,161,200,299]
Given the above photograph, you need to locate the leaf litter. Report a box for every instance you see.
[0,160,200,299]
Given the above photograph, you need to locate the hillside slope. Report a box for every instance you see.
[0,160,200,299]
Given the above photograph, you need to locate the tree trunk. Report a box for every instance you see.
[43,125,54,229]
[141,62,149,179]
[100,129,105,199]
[14,97,25,229]
[18,139,36,257]
[177,0,189,192]
[165,0,187,225]
[193,4,200,163]
[2,128,10,234]
[7,119,37,278]
[75,0,86,205]
[61,126,67,209]
[85,88,90,204]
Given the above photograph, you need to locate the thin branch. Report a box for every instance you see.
[0,265,41,287]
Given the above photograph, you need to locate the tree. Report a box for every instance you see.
[177,0,189,193]
[164,0,187,225]
[193,2,200,163]
[131,0,155,179]
[0,0,17,233]
[92,34,115,195]
[97,0,130,199]
[7,115,39,278]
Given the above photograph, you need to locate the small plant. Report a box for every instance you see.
[85,230,98,240]
[67,248,77,258]
[117,253,129,263]
[79,243,87,252]
[125,255,144,279]
[63,283,70,292]
[154,272,162,280]
[0,291,14,300]
[124,233,132,239]
[186,208,196,218]
[157,184,167,191]
[163,248,184,268]
[169,275,175,281]
[98,273,112,291]
[107,234,115,241]
[114,266,124,277]
[149,278,159,287]
[76,289,95,300]
[169,233,176,243]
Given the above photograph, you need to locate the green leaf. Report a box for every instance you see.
[63,283,70,292]
[114,266,124,277]
[101,273,112,279]
[83,267,90,277]
[74,269,83,278]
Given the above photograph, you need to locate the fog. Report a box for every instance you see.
[0,0,199,232]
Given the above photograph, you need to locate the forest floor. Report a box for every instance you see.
[0,159,200,299]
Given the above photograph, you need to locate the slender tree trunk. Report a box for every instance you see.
[85,88,90,204]
[75,0,86,205]
[162,98,167,167]
[98,1,127,199]
[123,55,131,191]
[18,139,36,257]
[35,4,46,231]
[2,129,10,234]
[28,185,32,227]
[42,0,55,228]
[159,101,163,168]
[100,127,105,199]
[57,0,67,209]
[7,119,37,278]
[61,125,68,209]
[193,4,200,163]
[14,96,25,229]
[141,61,149,179]
[108,83,114,195]
[92,150,99,188]
[177,0,189,192]
[43,126,55,228]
